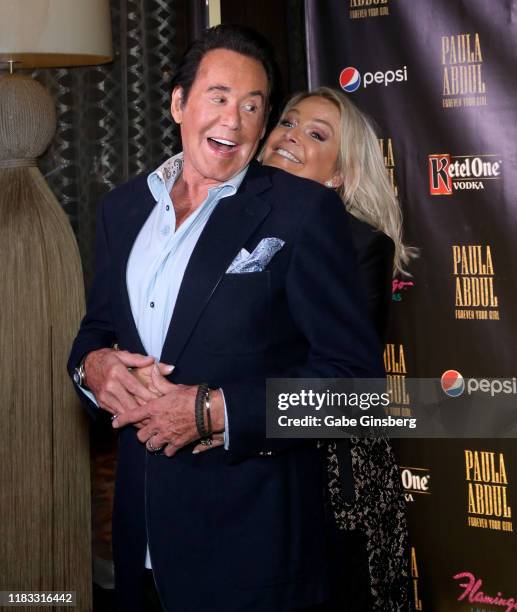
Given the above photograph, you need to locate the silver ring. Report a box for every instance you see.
[147,438,161,452]
[111,413,119,421]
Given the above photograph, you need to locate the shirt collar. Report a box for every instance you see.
[147,152,248,202]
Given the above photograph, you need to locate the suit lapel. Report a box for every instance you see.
[160,163,271,365]
[115,176,155,355]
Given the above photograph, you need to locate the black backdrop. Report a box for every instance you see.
[306,1,517,609]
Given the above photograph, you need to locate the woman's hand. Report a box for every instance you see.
[130,361,174,428]
[131,361,174,396]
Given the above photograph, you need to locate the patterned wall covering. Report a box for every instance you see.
[36,0,184,285]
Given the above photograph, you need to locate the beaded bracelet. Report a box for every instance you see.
[195,383,212,445]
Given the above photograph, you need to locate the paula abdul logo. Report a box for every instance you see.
[454,572,517,611]
[349,0,390,20]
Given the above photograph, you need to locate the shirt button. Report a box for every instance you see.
[161,225,170,236]
[150,301,155,308]
[166,205,170,211]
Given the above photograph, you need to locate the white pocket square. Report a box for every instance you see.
[226,237,285,273]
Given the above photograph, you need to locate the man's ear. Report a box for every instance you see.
[171,86,184,124]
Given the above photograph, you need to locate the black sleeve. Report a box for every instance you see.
[353,225,394,343]
[67,197,117,418]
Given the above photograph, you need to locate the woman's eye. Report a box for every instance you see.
[280,118,294,128]
[311,131,325,141]
[244,103,257,112]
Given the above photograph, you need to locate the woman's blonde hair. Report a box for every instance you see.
[278,86,416,275]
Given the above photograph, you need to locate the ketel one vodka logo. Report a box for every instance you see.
[428,153,502,195]
[400,466,431,502]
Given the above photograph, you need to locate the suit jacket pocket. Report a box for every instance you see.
[200,271,271,354]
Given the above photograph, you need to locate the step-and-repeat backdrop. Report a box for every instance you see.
[306,1,517,609]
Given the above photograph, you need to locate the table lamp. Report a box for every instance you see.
[0,2,112,609]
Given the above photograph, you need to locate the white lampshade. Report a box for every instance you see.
[0,0,113,68]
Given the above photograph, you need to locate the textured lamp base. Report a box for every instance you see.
[0,74,91,611]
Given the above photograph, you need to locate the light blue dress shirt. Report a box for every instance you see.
[134,153,247,569]
[124,152,249,570]
[126,152,247,361]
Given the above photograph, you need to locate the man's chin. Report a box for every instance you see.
[201,159,251,183]
[185,150,256,185]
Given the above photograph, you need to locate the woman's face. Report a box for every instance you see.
[262,96,342,187]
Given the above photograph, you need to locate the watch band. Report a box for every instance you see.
[73,355,89,390]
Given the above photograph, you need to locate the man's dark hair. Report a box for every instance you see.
[171,24,277,107]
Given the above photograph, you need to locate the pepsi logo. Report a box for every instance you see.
[339,65,408,91]
[339,67,361,93]
[441,370,465,397]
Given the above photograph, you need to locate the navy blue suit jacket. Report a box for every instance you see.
[68,160,384,612]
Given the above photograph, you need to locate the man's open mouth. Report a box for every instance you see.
[207,137,238,153]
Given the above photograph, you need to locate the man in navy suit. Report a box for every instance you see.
[69,25,383,612]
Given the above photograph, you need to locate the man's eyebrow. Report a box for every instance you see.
[248,90,265,101]
[206,85,265,101]
[207,85,231,93]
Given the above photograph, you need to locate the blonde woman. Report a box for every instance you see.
[262,87,414,612]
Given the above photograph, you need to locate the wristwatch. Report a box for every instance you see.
[73,356,89,389]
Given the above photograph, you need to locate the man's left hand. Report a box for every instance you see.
[112,365,225,457]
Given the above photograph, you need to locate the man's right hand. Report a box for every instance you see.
[84,348,165,417]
